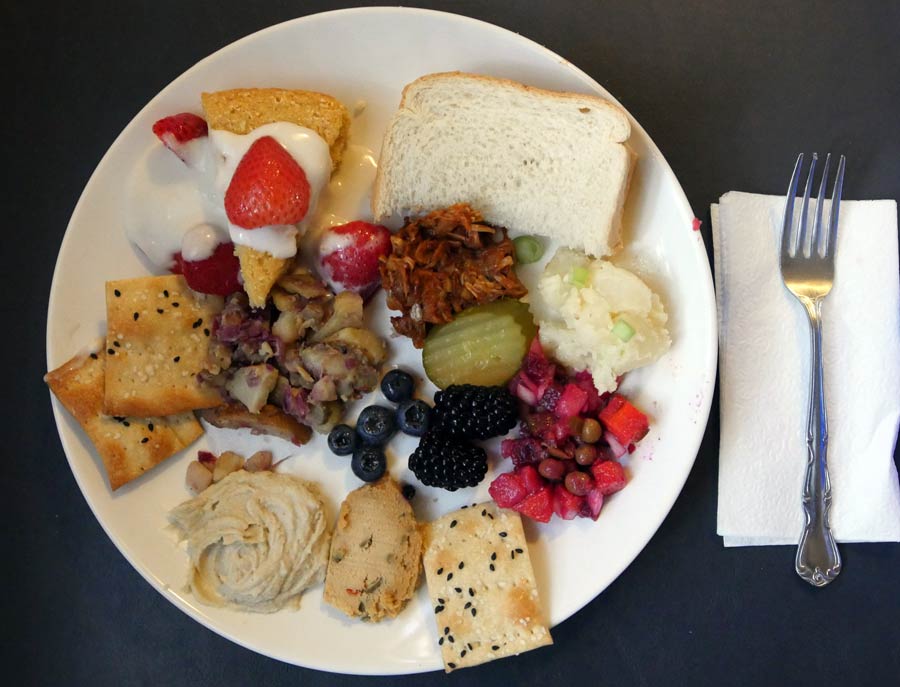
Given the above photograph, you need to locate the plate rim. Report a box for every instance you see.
[45,5,718,675]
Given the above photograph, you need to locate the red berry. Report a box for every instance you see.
[224,136,311,229]
[318,221,391,296]
[590,460,627,496]
[152,113,208,164]
[512,486,553,523]
[552,483,584,520]
[514,464,544,496]
[175,242,242,296]
[488,472,528,508]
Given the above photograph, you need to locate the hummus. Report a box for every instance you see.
[168,470,330,613]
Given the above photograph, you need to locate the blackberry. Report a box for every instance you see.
[409,432,487,491]
[432,385,518,439]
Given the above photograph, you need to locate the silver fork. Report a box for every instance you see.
[780,152,846,587]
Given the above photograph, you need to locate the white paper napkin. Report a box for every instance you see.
[712,191,900,546]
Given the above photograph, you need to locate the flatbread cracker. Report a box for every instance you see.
[103,274,224,417]
[423,502,552,672]
[45,349,203,490]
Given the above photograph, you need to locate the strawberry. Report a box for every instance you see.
[488,472,528,508]
[553,383,588,419]
[172,242,242,296]
[152,113,208,166]
[552,483,584,520]
[318,221,391,296]
[590,460,627,496]
[512,486,553,523]
[515,464,544,496]
[598,394,650,446]
[224,136,311,229]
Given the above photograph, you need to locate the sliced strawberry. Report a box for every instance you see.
[174,242,242,296]
[488,472,528,508]
[152,113,208,166]
[512,486,553,523]
[224,136,311,229]
[598,394,650,446]
[514,464,544,496]
[318,221,391,296]
[552,483,584,520]
[590,460,627,496]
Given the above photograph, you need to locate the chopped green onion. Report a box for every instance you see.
[567,266,590,288]
[513,235,544,264]
[612,319,635,342]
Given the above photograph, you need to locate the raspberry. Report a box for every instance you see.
[432,385,518,439]
[408,432,487,491]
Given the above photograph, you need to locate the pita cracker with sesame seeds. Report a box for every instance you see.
[422,502,552,672]
[103,274,225,417]
[45,349,203,490]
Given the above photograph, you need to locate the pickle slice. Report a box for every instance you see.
[422,299,537,389]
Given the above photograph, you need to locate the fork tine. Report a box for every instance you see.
[796,153,818,257]
[825,155,846,257]
[813,153,832,256]
[781,153,804,258]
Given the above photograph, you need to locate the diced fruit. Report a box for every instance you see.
[351,445,387,482]
[380,369,415,403]
[501,437,547,467]
[553,383,588,418]
[355,405,397,446]
[244,450,273,472]
[510,336,556,404]
[152,112,208,166]
[598,394,650,445]
[224,136,311,229]
[512,486,553,523]
[185,460,213,495]
[172,241,242,296]
[422,299,537,389]
[590,460,627,495]
[553,484,585,520]
[197,450,217,469]
[212,451,244,482]
[572,369,606,414]
[225,364,279,413]
[318,221,391,296]
[585,488,605,520]
[515,464,544,495]
[488,472,528,508]
[396,399,432,437]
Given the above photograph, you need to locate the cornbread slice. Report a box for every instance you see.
[324,478,422,621]
[103,274,225,417]
[201,88,351,308]
[45,349,203,490]
[423,502,552,672]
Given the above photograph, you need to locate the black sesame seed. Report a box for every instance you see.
[148,423,154,432]
[491,645,500,651]
[515,548,523,554]
[450,520,457,528]
[438,598,445,604]
[444,627,449,635]
[113,341,120,347]
[172,302,180,307]
[467,643,473,651]
[157,308,164,314]
[90,353,98,360]
[173,356,180,363]
[140,437,149,444]
[499,531,508,538]
[464,602,472,609]
[107,348,115,355]
[458,562,464,570]
[511,551,516,559]
[192,318,203,328]
[454,587,462,593]
[490,563,495,572]
[113,416,124,422]
[448,636,454,644]
[163,290,169,297]
[471,608,477,617]
[491,552,497,561]
[434,605,444,614]
[468,588,474,597]
[481,509,487,516]
[438,637,444,646]
[114,289,121,297]
[133,312,139,321]
[460,649,467,658]
[487,513,494,519]
[437,567,443,575]
[122,421,130,427]
[203,328,210,336]
[447,572,453,581]
[448,663,456,670]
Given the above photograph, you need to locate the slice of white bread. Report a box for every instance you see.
[372,72,634,258]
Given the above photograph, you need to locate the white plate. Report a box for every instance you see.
[46,7,717,675]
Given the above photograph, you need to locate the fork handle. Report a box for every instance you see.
[795,297,841,587]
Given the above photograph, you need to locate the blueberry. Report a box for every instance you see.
[381,369,415,403]
[351,445,387,482]
[327,423,357,456]
[396,399,432,437]
[356,405,397,445]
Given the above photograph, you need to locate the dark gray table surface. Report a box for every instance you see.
[7,1,900,685]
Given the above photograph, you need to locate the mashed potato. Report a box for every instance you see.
[527,249,670,392]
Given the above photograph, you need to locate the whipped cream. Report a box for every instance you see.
[210,123,332,258]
